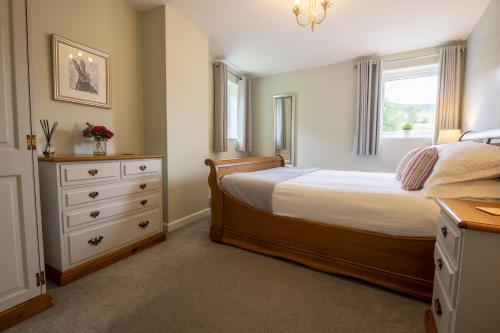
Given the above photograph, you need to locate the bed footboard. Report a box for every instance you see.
[204,156,285,241]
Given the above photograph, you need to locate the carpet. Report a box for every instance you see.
[6,219,428,333]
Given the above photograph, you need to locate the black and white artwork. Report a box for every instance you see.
[53,35,111,108]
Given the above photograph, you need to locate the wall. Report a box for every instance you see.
[140,6,167,217]
[252,59,432,172]
[30,0,144,155]
[165,6,210,224]
[463,0,500,130]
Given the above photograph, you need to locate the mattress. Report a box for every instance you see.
[221,168,440,237]
[272,170,440,237]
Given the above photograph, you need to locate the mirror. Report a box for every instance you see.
[273,93,295,166]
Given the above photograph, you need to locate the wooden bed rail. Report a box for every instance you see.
[204,156,284,241]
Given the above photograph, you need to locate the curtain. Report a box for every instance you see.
[213,62,228,152]
[434,46,463,143]
[237,77,252,152]
[354,59,383,156]
[275,98,286,150]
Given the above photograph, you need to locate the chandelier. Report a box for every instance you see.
[292,0,333,31]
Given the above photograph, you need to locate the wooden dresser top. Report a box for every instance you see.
[38,154,164,162]
[436,198,500,234]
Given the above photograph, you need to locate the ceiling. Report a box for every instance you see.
[126,0,491,77]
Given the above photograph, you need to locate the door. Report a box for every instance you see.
[0,0,44,312]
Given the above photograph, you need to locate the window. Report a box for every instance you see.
[382,64,439,137]
[227,79,239,140]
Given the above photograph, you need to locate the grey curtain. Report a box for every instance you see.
[434,46,463,143]
[237,77,252,152]
[275,98,286,150]
[354,59,383,156]
[213,62,228,152]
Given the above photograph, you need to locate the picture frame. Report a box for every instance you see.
[52,35,111,108]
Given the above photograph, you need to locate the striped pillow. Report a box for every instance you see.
[401,147,439,191]
[396,148,422,180]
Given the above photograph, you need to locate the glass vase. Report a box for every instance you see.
[43,141,56,157]
[93,138,107,156]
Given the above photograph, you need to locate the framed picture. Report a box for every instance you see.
[52,35,111,108]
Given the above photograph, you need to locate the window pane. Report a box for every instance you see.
[382,75,438,136]
[227,81,238,139]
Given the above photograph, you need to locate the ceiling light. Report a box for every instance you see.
[292,0,333,32]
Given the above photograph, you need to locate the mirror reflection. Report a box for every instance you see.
[273,94,295,165]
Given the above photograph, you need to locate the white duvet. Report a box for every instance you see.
[273,170,440,237]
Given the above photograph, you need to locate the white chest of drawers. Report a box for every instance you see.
[425,199,500,333]
[38,155,165,285]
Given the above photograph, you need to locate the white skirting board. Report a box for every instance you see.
[165,208,210,232]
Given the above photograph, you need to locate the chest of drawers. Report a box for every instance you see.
[425,199,500,333]
[38,155,165,285]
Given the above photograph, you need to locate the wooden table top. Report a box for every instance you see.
[436,198,500,234]
[38,154,164,162]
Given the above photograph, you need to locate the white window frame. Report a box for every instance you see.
[381,64,440,139]
[227,79,239,140]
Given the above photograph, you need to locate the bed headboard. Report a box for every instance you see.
[459,128,500,144]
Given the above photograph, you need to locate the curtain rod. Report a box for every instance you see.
[214,62,243,80]
[353,47,465,69]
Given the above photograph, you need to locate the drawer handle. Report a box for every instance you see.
[139,183,147,190]
[434,298,443,316]
[437,258,443,270]
[138,220,150,228]
[88,191,99,199]
[88,169,99,176]
[140,199,148,206]
[441,226,448,238]
[139,165,147,171]
[88,236,104,246]
[89,210,100,218]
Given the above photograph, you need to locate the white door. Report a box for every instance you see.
[0,0,44,312]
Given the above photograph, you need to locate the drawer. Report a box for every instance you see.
[67,208,161,265]
[436,212,462,268]
[62,179,161,209]
[121,159,161,178]
[434,243,459,305]
[63,194,161,231]
[61,162,120,186]
[431,275,454,333]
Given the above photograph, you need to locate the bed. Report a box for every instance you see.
[204,130,499,301]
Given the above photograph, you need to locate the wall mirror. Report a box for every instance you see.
[273,93,296,166]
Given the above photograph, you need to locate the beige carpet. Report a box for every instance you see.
[7,219,428,333]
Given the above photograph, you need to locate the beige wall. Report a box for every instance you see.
[251,58,433,172]
[165,6,210,223]
[140,6,168,217]
[463,0,500,131]
[30,0,144,155]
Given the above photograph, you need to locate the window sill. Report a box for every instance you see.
[381,133,433,139]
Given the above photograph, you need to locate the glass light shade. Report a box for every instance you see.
[437,129,462,144]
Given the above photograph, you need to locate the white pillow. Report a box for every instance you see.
[425,141,500,187]
[422,179,500,199]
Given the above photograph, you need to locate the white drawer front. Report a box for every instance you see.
[432,275,454,333]
[64,194,161,231]
[121,159,161,178]
[67,208,161,265]
[434,243,458,305]
[63,179,161,209]
[61,162,120,186]
[437,212,461,268]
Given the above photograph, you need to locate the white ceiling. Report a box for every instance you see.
[126,0,491,77]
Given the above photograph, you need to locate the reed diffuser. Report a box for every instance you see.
[40,119,58,157]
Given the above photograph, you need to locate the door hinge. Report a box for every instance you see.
[36,271,46,286]
[26,134,37,150]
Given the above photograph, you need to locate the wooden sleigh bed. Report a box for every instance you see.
[205,156,435,301]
